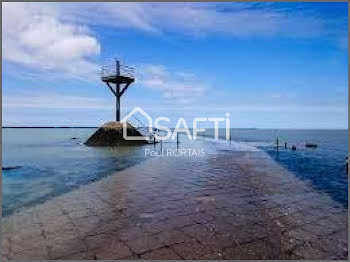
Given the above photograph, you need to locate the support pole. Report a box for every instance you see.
[116,59,121,122]
[116,94,120,122]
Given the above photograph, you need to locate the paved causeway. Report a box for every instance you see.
[2,149,348,260]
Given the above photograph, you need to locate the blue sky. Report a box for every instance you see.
[2,2,348,128]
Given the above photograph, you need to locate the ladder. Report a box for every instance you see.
[125,113,157,143]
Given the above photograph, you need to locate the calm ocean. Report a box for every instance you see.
[2,128,348,216]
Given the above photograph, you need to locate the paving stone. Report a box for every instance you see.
[9,225,43,242]
[84,232,118,250]
[180,223,213,241]
[117,226,150,242]
[157,228,191,246]
[2,238,11,257]
[94,239,133,259]
[164,214,198,229]
[140,247,182,260]
[292,241,330,260]
[141,219,175,235]
[11,244,49,260]
[125,234,166,254]
[302,223,339,237]
[314,232,348,259]
[49,238,87,259]
[198,251,225,260]
[229,239,277,259]
[11,234,46,253]
[59,251,96,260]
[172,239,212,259]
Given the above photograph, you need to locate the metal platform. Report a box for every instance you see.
[101,64,135,84]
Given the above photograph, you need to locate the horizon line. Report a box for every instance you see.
[2,126,348,131]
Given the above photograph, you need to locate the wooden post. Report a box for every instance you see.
[285,142,287,149]
[276,137,279,152]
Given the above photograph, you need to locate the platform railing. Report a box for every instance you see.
[101,64,135,79]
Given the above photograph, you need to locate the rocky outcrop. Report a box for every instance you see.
[85,122,147,146]
[2,166,21,171]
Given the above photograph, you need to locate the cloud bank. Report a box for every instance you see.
[2,2,100,80]
[138,64,207,104]
[3,2,347,79]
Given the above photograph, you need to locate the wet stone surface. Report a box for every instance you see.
[2,150,348,260]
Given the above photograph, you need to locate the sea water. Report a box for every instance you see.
[211,129,348,207]
[2,128,348,216]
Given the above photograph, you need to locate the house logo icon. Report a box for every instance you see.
[121,107,153,141]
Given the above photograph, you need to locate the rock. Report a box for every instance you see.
[85,121,147,146]
[2,166,21,171]
[305,143,317,148]
[291,146,297,151]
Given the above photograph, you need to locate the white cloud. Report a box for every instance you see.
[2,2,346,81]
[2,2,100,80]
[270,93,282,99]
[138,64,207,104]
[52,2,342,39]
[2,93,111,110]
[4,91,346,115]
[3,3,346,76]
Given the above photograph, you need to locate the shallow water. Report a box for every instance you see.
[207,129,349,207]
[2,128,348,216]
[2,128,146,216]
[261,131,348,207]
[2,128,210,216]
